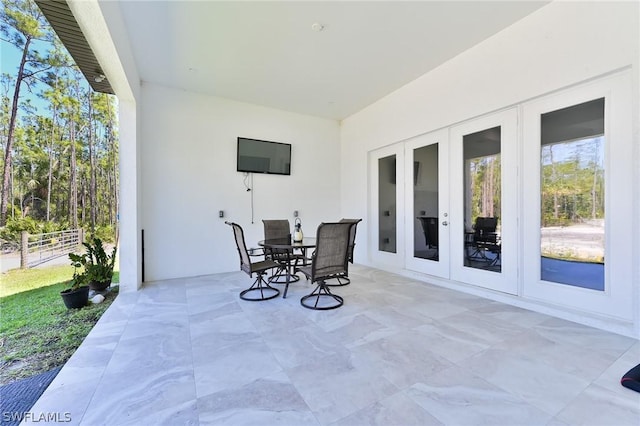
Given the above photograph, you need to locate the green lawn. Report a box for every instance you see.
[0,267,120,385]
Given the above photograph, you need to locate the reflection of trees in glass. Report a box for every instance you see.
[468,155,501,223]
[541,137,604,227]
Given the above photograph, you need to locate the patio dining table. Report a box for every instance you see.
[258,237,316,298]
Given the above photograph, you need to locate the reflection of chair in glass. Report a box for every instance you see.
[226,221,280,301]
[417,216,438,260]
[262,219,304,284]
[326,218,362,286]
[467,217,501,266]
[297,222,352,310]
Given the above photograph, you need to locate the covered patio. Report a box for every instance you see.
[26,265,639,425]
[20,1,640,423]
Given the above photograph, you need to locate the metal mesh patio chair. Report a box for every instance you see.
[417,216,439,260]
[296,222,352,310]
[326,218,362,286]
[466,216,501,267]
[226,221,280,301]
[262,219,306,284]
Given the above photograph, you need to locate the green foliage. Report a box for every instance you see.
[67,236,117,289]
[541,138,604,227]
[0,216,66,242]
[92,224,116,243]
[0,216,38,241]
[2,0,119,229]
[467,155,502,225]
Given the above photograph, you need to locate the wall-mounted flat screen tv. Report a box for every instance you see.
[237,137,291,175]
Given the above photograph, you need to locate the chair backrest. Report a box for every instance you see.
[339,218,362,263]
[417,217,438,248]
[263,219,290,240]
[311,222,352,281]
[225,221,251,275]
[263,219,291,257]
[474,217,498,234]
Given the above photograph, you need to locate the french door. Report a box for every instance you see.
[404,129,450,279]
[371,108,518,296]
[369,144,405,269]
[449,109,519,294]
[368,72,632,325]
[521,72,633,320]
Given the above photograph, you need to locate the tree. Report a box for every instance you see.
[0,0,53,225]
[1,0,119,239]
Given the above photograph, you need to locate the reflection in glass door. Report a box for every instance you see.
[370,144,405,269]
[405,129,449,279]
[463,127,502,273]
[522,71,632,321]
[414,144,439,261]
[378,155,397,253]
[540,99,604,290]
[450,108,518,295]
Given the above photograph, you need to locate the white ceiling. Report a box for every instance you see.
[118,1,549,120]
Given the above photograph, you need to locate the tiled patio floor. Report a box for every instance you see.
[25,265,640,425]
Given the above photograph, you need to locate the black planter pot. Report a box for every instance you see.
[60,286,89,309]
[89,279,111,292]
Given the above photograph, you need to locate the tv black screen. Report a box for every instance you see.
[237,137,291,175]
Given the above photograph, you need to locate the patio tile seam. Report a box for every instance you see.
[74,294,139,424]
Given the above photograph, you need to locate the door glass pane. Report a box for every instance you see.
[540,98,605,291]
[463,127,502,272]
[414,144,439,260]
[379,155,396,253]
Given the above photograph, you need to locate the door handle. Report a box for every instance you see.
[442,221,448,226]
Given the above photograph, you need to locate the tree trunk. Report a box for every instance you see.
[1,36,31,226]
[88,93,97,232]
[549,145,559,220]
[46,104,57,221]
[69,121,78,228]
[591,147,599,220]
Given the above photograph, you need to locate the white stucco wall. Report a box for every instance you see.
[339,1,639,335]
[139,83,341,281]
[341,1,639,268]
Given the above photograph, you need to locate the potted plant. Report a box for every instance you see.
[61,256,90,309]
[71,237,117,291]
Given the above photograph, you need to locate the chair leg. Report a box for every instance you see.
[240,271,280,301]
[268,263,301,284]
[325,275,350,286]
[300,280,344,310]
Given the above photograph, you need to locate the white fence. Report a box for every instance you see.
[21,229,83,268]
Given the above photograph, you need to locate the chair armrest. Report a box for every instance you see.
[248,247,265,257]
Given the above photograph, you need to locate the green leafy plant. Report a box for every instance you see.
[67,237,117,289]
[68,253,89,290]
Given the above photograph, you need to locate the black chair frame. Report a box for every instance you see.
[466,217,501,267]
[326,218,362,286]
[297,222,352,310]
[262,219,304,285]
[226,221,280,301]
[417,216,439,260]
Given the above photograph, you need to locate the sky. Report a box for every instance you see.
[1,31,90,117]
[2,37,51,114]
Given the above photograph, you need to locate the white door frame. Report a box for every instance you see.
[404,129,450,278]
[521,71,633,321]
[368,144,405,269]
[449,108,519,295]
